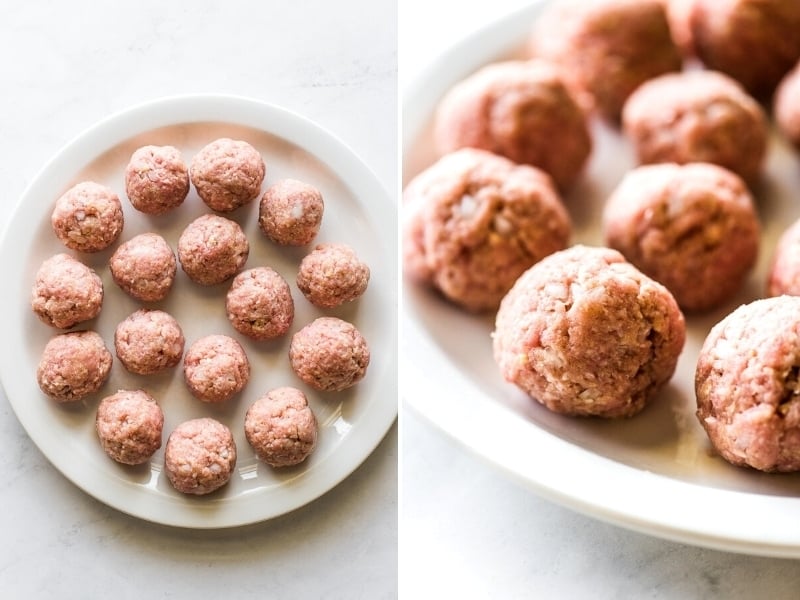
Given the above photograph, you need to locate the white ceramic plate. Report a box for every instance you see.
[402,2,800,556]
[0,94,397,529]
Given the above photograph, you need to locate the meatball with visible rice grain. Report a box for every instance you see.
[165,418,237,495]
[493,245,686,418]
[51,181,124,253]
[245,387,318,468]
[31,253,103,329]
[259,179,324,246]
[96,390,164,465]
[36,330,112,402]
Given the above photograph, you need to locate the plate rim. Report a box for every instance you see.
[400,2,800,557]
[0,93,397,529]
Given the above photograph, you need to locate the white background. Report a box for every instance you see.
[0,1,397,598]
[400,0,800,598]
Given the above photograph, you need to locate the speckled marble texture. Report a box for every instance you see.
[0,1,396,598]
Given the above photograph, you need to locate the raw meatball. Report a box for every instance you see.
[190,138,265,212]
[622,70,768,183]
[114,309,184,375]
[177,214,249,285]
[603,163,760,312]
[258,179,324,246]
[183,334,250,403]
[767,218,800,297]
[95,389,164,465]
[695,295,800,472]
[244,387,318,468]
[297,243,370,308]
[36,330,112,402]
[225,267,294,340]
[289,317,370,392]
[690,0,800,98]
[775,62,800,151]
[493,245,686,418]
[31,253,103,329]
[433,60,592,190]
[124,145,190,215]
[530,0,681,120]
[165,418,237,495]
[403,148,571,312]
[109,233,177,302]
[51,181,124,252]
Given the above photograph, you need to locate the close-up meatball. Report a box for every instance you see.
[690,0,800,98]
[244,387,318,468]
[403,148,571,312]
[603,162,760,312]
[164,418,237,495]
[493,245,686,418]
[36,330,113,402]
[183,334,250,403]
[289,317,370,392]
[95,389,164,465]
[622,70,768,183]
[114,309,184,375]
[124,145,190,215]
[433,60,592,190]
[177,214,249,285]
[695,295,800,472]
[530,0,681,120]
[51,181,124,253]
[767,218,800,297]
[296,243,370,309]
[225,267,294,340]
[31,253,104,329]
[775,61,800,151]
[109,232,177,302]
[258,179,325,246]
[190,138,265,212]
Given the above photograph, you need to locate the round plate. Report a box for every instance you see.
[402,2,800,556]
[0,94,397,528]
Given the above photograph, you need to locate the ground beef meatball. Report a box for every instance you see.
[51,181,124,253]
[296,243,370,308]
[289,317,370,392]
[190,138,265,212]
[177,214,249,285]
[695,295,800,472]
[109,233,177,302]
[244,387,318,468]
[164,418,237,495]
[622,70,768,183]
[530,0,681,120]
[403,148,571,312]
[36,330,112,402]
[767,218,800,297]
[433,60,592,190]
[258,179,324,246]
[31,253,104,329]
[493,245,686,418]
[603,163,760,312]
[95,389,164,465]
[690,0,800,98]
[225,267,294,340]
[183,334,250,403]
[124,145,190,215]
[114,309,184,375]
[775,62,800,151]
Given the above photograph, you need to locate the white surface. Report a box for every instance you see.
[0,1,396,597]
[401,0,800,595]
[0,96,397,528]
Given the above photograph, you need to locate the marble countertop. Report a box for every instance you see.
[0,1,396,598]
[400,1,800,598]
